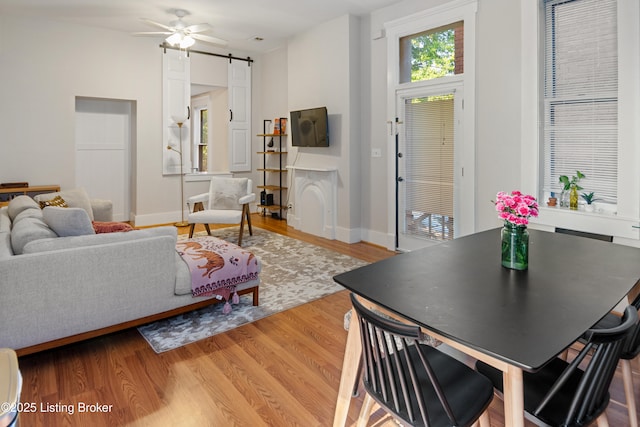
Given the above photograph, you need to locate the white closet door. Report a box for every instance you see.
[75,98,131,222]
[163,49,191,175]
[228,60,252,172]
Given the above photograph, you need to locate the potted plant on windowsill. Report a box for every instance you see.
[581,192,600,212]
[559,171,585,210]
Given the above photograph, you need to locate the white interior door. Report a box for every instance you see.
[397,86,463,251]
[75,98,131,222]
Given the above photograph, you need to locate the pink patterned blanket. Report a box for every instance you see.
[176,236,260,313]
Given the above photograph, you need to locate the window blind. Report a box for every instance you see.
[542,0,618,203]
[404,97,454,218]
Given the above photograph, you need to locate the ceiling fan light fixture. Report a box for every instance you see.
[166,32,182,46]
[180,35,195,49]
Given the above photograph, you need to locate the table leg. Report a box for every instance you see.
[502,365,525,427]
[333,308,362,427]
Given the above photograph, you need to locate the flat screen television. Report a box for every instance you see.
[290,107,329,147]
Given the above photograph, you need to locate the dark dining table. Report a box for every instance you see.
[332,227,640,427]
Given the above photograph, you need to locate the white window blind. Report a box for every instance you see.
[404,96,454,218]
[542,0,618,203]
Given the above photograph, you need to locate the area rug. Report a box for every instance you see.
[137,227,367,353]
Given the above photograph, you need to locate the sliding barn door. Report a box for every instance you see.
[228,60,252,172]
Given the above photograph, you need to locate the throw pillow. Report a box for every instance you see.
[35,188,94,221]
[42,206,96,237]
[92,221,133,233]
[38,195,68,209]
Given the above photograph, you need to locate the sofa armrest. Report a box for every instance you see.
[91,199,113,222]
[0,233,179,351]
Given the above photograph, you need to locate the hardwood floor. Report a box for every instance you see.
[16,215,640,426]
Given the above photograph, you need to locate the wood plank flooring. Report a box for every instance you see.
[16,215,640,426]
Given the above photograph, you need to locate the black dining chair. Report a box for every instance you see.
[476,305,639,427]
[349,293,493,427]
[589,293,640,427]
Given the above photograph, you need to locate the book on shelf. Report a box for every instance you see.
[273,118,287,135]
[0,182,29,188]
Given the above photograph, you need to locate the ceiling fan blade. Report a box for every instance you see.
[185,23,212,34]
[191,33,228,46]
[140,18,174,32]
[132,31,172,36]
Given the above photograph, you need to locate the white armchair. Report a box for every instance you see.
[186,177,255,246]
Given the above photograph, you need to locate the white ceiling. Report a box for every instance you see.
[0,0,403,53]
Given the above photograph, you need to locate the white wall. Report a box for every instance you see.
[474,0,522,230]
[1,1,591,243]
[0,16,161,218]
[287,14,362,242]
[0,15,257,225]
[362,0,524,246]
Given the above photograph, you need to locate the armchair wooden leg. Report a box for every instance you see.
[238,211,245,247]
[244,204,253,236]
[188,223,196,238]
[204,224,211,236]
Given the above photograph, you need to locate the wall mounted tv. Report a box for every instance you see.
[290,107,329,147]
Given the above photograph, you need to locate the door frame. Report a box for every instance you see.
[75,97,133,222]
[384,0,477,250]
[395,83,463,251]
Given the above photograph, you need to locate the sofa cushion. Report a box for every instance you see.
[12,206,44,225]
[0,207,11,233]
[7,195,40,221]
[34,188,94,220]
[0,232,13,259]
[10,216,58,254]
[38,195,68,209]
[43,206,95,237]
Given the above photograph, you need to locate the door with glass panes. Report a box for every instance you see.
[396,86,462,252]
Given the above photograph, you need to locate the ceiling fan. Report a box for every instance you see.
[134,9,227,48]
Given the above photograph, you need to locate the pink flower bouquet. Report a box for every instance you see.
[495,190,539,226]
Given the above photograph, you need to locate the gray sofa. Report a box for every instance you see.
[0,195,259,355]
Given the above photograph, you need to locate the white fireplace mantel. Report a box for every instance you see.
[286,166,338,239]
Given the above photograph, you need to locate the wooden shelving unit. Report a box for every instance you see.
[257,119,287,219]
[0,184,60,207]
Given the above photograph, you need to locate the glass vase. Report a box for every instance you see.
[569,187,579,210]
[501,222,529,270]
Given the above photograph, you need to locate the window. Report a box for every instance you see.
[399,21,464,83]
[542,0,618,204]
[192,106,208,172]
[198,108,208,171]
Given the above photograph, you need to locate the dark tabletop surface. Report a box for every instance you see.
[334,228,640,371]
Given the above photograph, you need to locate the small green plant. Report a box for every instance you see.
[581,192,600,205]
[559,171,585,191]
